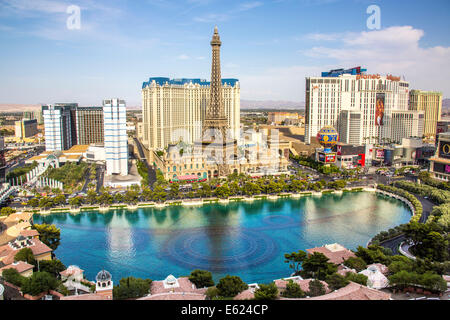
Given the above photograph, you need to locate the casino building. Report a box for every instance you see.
[305,67,423,146]
[429,132,450,181]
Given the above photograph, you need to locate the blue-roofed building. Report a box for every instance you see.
[142,77,239,89]
[321,66,367,78]
[140,77,240,150]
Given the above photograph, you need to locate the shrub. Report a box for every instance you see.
[281,280,306,298]
[254,283,278,300]
[216,275,248,298]
[325,273,349,291]
[188,269,214,288]
[205,286,220,300]
[343,257,367,272]
[345,272,368,286]
[307,279,326,297]
[1,268,27,287]
[113,277,152,300]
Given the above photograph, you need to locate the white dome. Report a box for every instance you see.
[359,267,389,289]
[165,274,177,285]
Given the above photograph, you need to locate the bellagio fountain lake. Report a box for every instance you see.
[33,192,412,284]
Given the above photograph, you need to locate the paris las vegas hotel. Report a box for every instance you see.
[305,67,426,146]
[138,27,289,180]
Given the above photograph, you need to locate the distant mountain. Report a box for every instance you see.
[241,100,304,110]
[0,104,41,112]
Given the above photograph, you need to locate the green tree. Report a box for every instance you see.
[205,286,220,300]
[188,269,214,288]
[284,250,307,275]
[86,190,98,205]
[32,223,61,250]
[27,197,40,208]
[325,273,349,291]
[1,268,27,287]
[20,271,60,296]
[254,282,278,300]
[354,245,392,265]
[38,197,54,209]
[53,194,66,207]
[301,252,337,280]
[38,259,66,278]
[113,277,152,300]
[214,184,231,199]
[344,272,368,286]
[307,279,326,297]
[68,196,83,208]
[343,257,367,272]
[14,247,36,266]
[216,275,248,298]
[281,280,306,298]
[1,207,16,216]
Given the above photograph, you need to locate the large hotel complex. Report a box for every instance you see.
[305,67,429,146]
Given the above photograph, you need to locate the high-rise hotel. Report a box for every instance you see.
[103,98,128,176]
[141,77,240,150]
[42,104,78,151]
[409,90,443,141]
[305,67,424,145]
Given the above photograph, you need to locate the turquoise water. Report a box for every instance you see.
[33,192,411,284]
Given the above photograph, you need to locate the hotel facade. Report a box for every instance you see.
[103,98,128,176]
[409,90,443,141]
[42,104,78,151]
[141,78,240,150]
[75,106,104,145]
[305,67,423,145]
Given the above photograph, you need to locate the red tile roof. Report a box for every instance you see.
[150,277,207,295]
[0,239,52,265]
[60,293,111,300]
[19,230,39,238]
[139,292,206,300]
[274,278,331,294]
[0,261,34,274]
[306,245,356,265]
[302,282,391,300]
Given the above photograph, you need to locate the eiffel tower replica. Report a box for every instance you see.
[196,26,237,177]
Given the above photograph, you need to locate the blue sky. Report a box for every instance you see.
[1,0,449,106]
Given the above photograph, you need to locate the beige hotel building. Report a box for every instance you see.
[409,90,443,141]
[141,78,240,151]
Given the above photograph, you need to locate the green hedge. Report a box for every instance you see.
[393,180,450,205]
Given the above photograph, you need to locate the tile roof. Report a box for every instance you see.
[303,282,391,300]
[0,261,34,274]
[150,277,207,295]
[138,292,206,300]
[0,238,52,265]
[274,278,331,294]
[234,288,256,300]
[60,293,111,300]
[19,230,39,238]
[306,244,356,265]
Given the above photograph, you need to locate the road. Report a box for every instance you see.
[133,137,156,187]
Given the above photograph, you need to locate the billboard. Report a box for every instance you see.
[318,152,336,163]
[438,141,450,159]
[375,149,385,159]
[375,93,385,126]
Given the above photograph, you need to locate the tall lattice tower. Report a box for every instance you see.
[203,26,229,138]
[198,26,236,176]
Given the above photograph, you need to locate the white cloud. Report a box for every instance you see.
[240,26,450,101]
[303,26,450,94]
[177,54,190,60]
[193,13,229,23]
